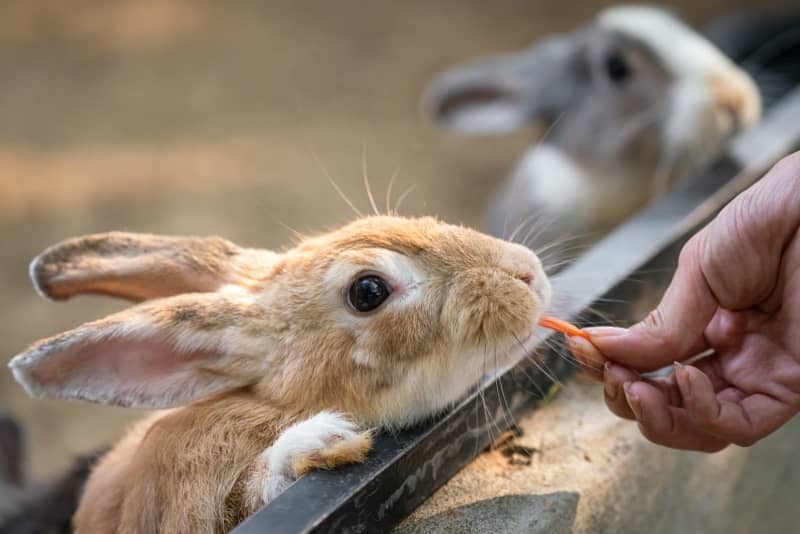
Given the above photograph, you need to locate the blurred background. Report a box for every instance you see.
[0,0,792,481]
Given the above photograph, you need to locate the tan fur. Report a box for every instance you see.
[11,216,551,533]
[76,393,296,534]
[709,71,761,130]
[31,232,274,301]
[292,431,373,476]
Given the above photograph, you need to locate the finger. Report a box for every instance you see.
[585,236,717,372]
[604,362,686,417]
[603,363,638,420]
[624,381,729,452]
[691,355,731,392]
[567,336,607,381]
[674,364,793,447]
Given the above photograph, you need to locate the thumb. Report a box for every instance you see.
[585,235,718,372]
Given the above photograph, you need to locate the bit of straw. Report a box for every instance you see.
[538,316,591,340]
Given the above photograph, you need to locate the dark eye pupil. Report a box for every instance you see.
[606,52,630,82]
[348,275,391,312]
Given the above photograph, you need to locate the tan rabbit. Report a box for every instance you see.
[9,216,551,533]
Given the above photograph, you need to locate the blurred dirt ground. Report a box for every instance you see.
[0,0,788,479]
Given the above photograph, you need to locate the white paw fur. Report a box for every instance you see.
[258,411,362,504]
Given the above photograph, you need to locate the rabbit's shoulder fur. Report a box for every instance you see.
[75,392,289,534]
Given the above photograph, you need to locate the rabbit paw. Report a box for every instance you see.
[258,411,372,504]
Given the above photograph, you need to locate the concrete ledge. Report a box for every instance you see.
[396,379,800,534]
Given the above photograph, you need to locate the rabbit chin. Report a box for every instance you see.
[367,329,537,429]
[662,84,729,171]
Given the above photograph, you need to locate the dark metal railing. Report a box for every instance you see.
[233,85,800,534]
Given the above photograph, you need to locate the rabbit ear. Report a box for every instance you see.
[30,232,276,302]
[423,35,579,134]
[9,293,267,408]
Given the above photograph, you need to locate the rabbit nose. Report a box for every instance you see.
[516,272,534,286]
[712,87,743,132]
[721,102,740,132]
[516,270,549,304]
[710,72,761,132]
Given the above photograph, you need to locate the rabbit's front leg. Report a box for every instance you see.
[246,411,372,506]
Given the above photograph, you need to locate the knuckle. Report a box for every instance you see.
[684,398,714,424]
[639,309,679,355]
[640,308,664,332]
[730,434,759,447]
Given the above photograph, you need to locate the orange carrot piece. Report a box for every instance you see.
[538,315,591,340]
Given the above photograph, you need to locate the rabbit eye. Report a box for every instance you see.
[348,275,392,313]
[605,51,630,83]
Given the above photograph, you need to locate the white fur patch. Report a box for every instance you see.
[598,6,734,80]
[371,319,541,428]
[217,283,248,296]
[324,250,424,305]
[514,145,586,216]
[445,101,529,135]
[505,144,649,236]
[325,249,426,366]
[257,411,362,503]
[663,82,714,156]
[373,348,489,427]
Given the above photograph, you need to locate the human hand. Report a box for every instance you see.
[568,152,800,451]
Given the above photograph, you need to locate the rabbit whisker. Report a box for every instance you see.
[501,110,570,238]
[310,149,364,217]
[385,167,401,216]
[507,211,546,243]
[361,142,381,216]
[493,348,516,433]
[393,184,417,215]
[512,331,562,387]
[480,342,502,446]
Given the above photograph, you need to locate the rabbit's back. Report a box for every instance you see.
[75,393,288,534]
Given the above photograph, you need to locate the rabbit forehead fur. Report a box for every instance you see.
[253,215,550,426]
[599,6,737,79]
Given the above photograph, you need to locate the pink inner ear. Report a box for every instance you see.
[26,334,231,408]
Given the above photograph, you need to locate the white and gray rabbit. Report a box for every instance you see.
[424,6,761,249]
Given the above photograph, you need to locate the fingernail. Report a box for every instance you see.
[584,326,627,339]
[623,382,642,419]
[674,362,691,397]
[603,362,622,400]
[603,370,619,400]
[604,379,618,400]
[603,363,616,400]
[568,335,590,349]
[567,335,587,357]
